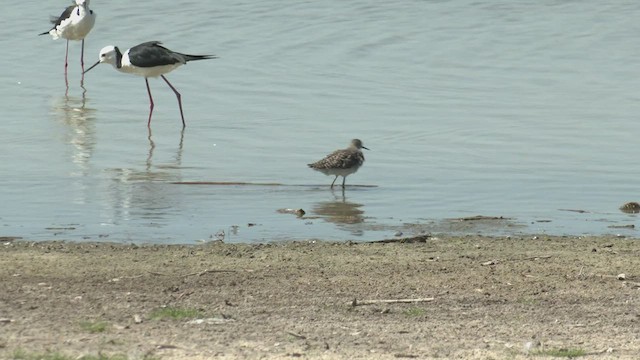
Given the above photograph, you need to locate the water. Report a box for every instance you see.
[2,0,640,244]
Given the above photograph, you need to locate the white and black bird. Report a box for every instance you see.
[84,41,216,127]
[308,139,369,189]
[40,0,96,76]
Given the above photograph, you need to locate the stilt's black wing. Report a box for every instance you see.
[127,41,186,67]
[128,41,216,67]
[39,5,75,35]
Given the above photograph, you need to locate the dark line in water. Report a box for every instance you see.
[171,181,377,187]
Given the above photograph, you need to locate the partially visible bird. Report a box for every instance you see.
[308,139,369,189]
[40,0,96,77]
[84,41,216,127]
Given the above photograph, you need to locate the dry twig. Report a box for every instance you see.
[183,269,237,277]
[286,331,306,339]
[149,271,170,276]
[351,298,435,306]
[483,255,552,265]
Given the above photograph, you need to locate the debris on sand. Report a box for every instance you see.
[276,208,306,217]
[619,202,640,214]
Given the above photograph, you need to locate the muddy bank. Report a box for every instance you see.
[1,235,639,359]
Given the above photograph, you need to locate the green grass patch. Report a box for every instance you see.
[516,297,539,305]
[80,355,128,360]
[11,350,138,360]
[149,306,202,320]
[12,349,71,360]
[403,306,426,317]
[532,348,587,358]
[80,320,109,333]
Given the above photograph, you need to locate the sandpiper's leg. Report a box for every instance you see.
[330,176,338,188]
[341,176,346,188]
[161,75,186,127]
[145,78,155,127]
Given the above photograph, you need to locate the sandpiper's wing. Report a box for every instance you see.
[309,149,364,169]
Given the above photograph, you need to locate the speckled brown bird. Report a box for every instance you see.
[308,139,369,189]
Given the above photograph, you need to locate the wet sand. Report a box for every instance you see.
[1,235,639,359]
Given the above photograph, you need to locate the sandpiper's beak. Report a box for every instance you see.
[84,60,101,74]
[362,146,370,150]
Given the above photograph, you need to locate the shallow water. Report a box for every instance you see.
[2,0,640,243]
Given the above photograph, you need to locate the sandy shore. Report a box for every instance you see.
[1,235,639,359]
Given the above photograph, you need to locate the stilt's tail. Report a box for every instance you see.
[180,54,218,61]
[181,54,218,62]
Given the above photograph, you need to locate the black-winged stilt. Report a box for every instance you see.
[40,0,96,78]
[308,139,370,189]
[84,41,216,127]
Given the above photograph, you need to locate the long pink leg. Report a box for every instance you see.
[161,75,186,127]
[80,39,85,83]
[145,78,155,127]
[64,40,69,86]
[81,39,85,72]
[64,40,69,73]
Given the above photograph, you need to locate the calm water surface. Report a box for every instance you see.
[2,1,640,243]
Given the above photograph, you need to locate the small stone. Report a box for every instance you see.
[134,314,143,324]
[523,340,542,354]
[394,231,403,237]
[617,274,626,280]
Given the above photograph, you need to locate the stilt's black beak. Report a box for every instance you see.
[83,61,100,74]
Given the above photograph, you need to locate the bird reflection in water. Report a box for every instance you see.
[109,127,186,183]
[312,189,366,227]
[50,87,96,208]
[144,126,185,179]
[105,127,186,224]
[52,86,96,174]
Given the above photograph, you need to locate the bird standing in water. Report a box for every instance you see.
[40,0,96,81]
[308,139,369,189]
[84,41,216,127]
